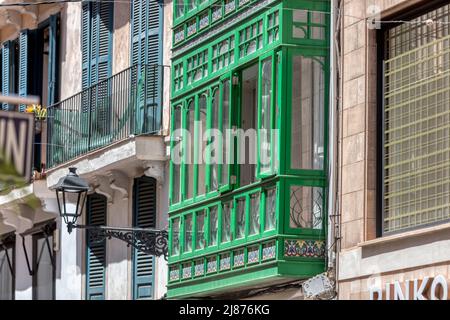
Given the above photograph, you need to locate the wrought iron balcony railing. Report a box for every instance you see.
[46,64,164,169]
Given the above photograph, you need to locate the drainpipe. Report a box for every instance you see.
[327,0,342,299]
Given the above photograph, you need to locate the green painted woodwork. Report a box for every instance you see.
[86,194,107,300]
[168,0,330,298]
[132,176,157,300]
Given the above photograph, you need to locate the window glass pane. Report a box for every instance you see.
[291,56,325,170]
[186,103,195,199]
[172,107,182,203]
[221,80,230,186]
[260,57,272,173]
[235,197,246,239]
[221,201,232,242]
[0,248,13,300]
[249,193,260,235]
[240,64,258,186]
[289,186,323,229]
[184,214,193,252]
[273,53,280,172]
[383,4,450,233]
[187,0,195,11]
[265,187,276,231]
[197,95,207,196]
[176,1,184,18]
[196,211,206,250]
[34,236,54,300]
[209,206,218,246]
[210,89,220,191]
[171,218,180,255]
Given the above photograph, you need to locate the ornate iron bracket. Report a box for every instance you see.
[72,224,169,260]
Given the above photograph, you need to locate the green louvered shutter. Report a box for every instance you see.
[0,48,2,101]
[146,0,163,132]
[130,0,162,133]
[132,176,156,300]
[18,31,29,112]
[81,1,90,91]
[2,41,11,111]
[86,194,107,300]
[81,1,113,142]
[47,15,59,106]
[81,1,112,88]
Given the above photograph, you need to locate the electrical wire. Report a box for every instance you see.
[0,0,448,27]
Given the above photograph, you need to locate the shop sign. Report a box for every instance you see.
[370,275,448,300]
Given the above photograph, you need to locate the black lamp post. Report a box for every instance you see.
[52,167,168,259]
[53,167,89,234]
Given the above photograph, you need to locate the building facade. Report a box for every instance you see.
[0,0,172,300]
[167,0,331,298]
[338,0,450,300]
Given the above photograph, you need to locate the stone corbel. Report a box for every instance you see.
[107,170,129,200]
[19,6,38,21]
[1,206,34,234]
[5,9,21,33]
[142,161,165,186]
[91,175,114,204]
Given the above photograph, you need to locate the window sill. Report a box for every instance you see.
[357,221,450,248]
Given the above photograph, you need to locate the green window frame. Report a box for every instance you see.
[207,85,221,193]
[170,78,234,208]
[257,50,281,178]
[208,205,219,248]
[170,103,183,205]
[286,47,328,177]
[170,216,181,257]
[183,213,193,253]
[219,77,233,192]
[282,178,327,237]
[196,92,208,197]
[184,98,196,201]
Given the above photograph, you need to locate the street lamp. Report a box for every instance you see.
[51,167,168,259]
[53,167,89,233]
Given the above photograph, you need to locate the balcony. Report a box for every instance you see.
[46,64,164,169]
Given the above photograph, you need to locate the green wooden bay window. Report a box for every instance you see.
[168,0,330,298]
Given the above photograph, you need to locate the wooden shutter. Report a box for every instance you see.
[130,0,162,133]
[86,194,107,300]
[18,31,29,112]
[132,176,156,300]
[81,1,91,91]
[47,15,59,106]
[81,2,112,89]
[2,41,11,111]
[146,0,162,113]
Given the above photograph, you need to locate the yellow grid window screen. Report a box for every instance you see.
[384,4,450,233]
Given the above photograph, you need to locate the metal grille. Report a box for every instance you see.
[383,4,450,233]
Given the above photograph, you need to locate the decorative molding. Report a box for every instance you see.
[284,239,326,258]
